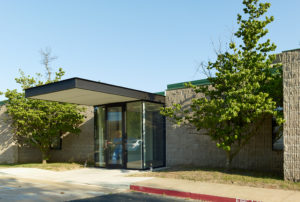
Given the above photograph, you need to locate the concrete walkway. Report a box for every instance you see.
[0,167,151,189]
[1,168,299,201]
[130,178,300,202]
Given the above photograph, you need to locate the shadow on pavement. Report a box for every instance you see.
[69,192,185,202]
[0,177,114,201]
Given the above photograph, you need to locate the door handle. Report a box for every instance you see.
[105,140,108,149]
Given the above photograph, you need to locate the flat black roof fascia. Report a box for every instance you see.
[25,77,165,104]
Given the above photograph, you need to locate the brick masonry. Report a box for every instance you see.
[17,106,95,164]
[281,49,300,181]
[50,106,94,164]
[166,87,283,172]
[0,106,18,164]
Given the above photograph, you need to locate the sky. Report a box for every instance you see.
[0,0,299,100]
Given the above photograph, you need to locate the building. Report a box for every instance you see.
[0,49,299,181]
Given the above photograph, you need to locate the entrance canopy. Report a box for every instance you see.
[25,78,165,106]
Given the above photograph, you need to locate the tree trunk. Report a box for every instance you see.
[225,151,232,171]
[41,150,49,164]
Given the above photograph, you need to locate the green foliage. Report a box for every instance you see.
[161,0,283,169]
[1,68,85,163]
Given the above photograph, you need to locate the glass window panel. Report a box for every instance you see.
[50,135,62,150]
[107,107,123,165]
[95,106,106,167]
[143,102,165,169]
[272,117,283,151]
[126,102,143,169]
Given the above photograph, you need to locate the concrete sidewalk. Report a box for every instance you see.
[1,168,299,201]
[130,178,300,202]
[0,167,151,189]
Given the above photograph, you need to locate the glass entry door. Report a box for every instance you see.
[94,101,166,170]
[106,106,124,168]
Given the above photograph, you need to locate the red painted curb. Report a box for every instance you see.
[130,185,259,202]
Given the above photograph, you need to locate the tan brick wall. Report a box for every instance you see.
[50,106,94,164]
[18,106,95,164]
[166,88,283,172]
[18,145,42,163]
[0,106,18,164]
[282,49,300,181]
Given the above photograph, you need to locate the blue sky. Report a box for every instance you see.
[0,0,299,100]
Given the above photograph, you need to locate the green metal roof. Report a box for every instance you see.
[167,78,210,91]
[0,100,7,106]
[165,65,281,92]
[155,91,165,96]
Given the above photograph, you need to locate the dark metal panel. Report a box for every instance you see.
[25,77,165,104]
[142,101,145,169]
[122,104,127,169]
[94,107,98,167]
[25,78,76,98]
[163,105,166,167]
[75,78,165,103]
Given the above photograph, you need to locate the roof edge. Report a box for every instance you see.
[26,77,165,99]
[25,77,165,104]
[167,78,210,91]
[282,48,300,53]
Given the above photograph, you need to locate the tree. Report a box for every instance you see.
[40,47,58,81]
[1,50,85,164]
[161,0,283,170]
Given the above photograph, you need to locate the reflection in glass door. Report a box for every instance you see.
[95,106,106,167]
[126,102,143,169]
[107,106,123,167]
